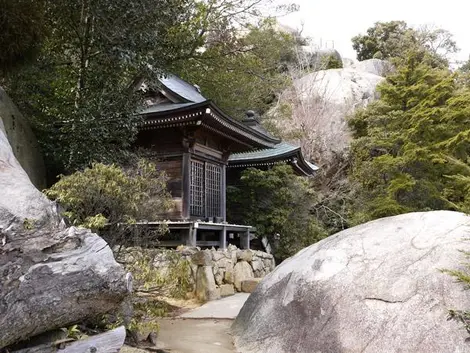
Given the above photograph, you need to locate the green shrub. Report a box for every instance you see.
[321,54,343,69]
[227,164,328,261]
[45,160,173,245]
[122,249,192,299]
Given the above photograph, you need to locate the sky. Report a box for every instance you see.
[274,0,470,64]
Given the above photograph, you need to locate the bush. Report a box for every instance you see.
[443,252,470,336]
[121,249,193,299]
[321,54,343,69]
[45,160,173,245]
[227,164,328,261]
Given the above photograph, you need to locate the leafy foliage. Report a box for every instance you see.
[45,160,173,237]
[227,165,327,260]
[121,249,192,299]
[348,48,470,223]
[442,250,470,336]
[3,0,203,174]
[175,18,298,118]
[352,21,412,61]
[352,21,457,66]
[95,249,191,339]
[320,54,343,70]
[0,0,46,73]
[3,0,298,176]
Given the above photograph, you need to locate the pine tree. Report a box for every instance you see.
[348,50,464,222]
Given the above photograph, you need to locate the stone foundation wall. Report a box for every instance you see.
[117,245,275,302]
[188,245,275,301]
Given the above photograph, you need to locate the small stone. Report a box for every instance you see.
[217,257,232,269]
[195,265,220,301]
[228,244,238,252]
[241,278,262,293]
[231,250,238,266]
[263,258,275,271]
[176,245,199,256]
[233,261,254,291]
[148,331,158,345]
[224,269,234,284]
[219,284,235,297]
[251,259,263,272]
[212,263,219,276]
[214,270,224,285]
[237,250,253,262]
[212,250,225,261]
[191,250,212,266]
[254,269,265,278]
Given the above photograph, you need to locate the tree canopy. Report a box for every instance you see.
[2,0,298,179]
[348,48,470,223]
[175,19,298,118]
[0,0,47,73]
[351,21,458,66]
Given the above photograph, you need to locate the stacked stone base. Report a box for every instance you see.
[118,245,275,302]
[190,245,275,301]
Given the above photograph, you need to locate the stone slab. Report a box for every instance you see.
[180,293,250,319]
[241,278,262,293]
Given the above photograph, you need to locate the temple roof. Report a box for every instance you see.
[229,141,299,162]
[159,74,206,103]
[228,141,319,176]
[140,102,199,114]
[138,72,319,174]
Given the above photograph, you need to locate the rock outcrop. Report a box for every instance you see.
[0,87,46,189]
[0,112,128,348]
[350,58,394,77]
[268,59,388,166]
[232,211,470,353]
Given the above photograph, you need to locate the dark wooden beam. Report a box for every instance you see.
[182,153,190,219]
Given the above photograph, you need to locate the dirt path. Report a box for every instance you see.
[122,293,249,352]
[155,318,235,353]
[120,319,235,353]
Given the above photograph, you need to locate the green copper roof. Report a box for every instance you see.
[229,142,299,162]
[228,142,319,174]
[139,102,201,115]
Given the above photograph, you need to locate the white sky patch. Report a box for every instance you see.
[274,0,470,64]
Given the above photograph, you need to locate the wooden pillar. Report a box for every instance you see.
[220,226,227,250]
[221,164,226,222]
[241,230,250,249]
[188,222,198,247]
[183,225,194,246]
[182,153,190,219]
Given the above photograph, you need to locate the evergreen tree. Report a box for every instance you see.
[348,50,463,222]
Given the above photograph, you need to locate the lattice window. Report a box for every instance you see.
[190,160,204,216]
[206,163,221,218]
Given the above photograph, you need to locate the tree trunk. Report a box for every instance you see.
[0,91,129,349]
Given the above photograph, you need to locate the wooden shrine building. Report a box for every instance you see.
[135,74,318,249]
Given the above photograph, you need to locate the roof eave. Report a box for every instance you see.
[228,148,318,176]
[228,147,301,165]
[207,103,281,146]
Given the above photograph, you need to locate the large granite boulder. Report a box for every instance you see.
[0,113,128,348]
[350,58,394,76]
[0,87,46,189]
[232,211,470,353]
[267,59,387,166]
